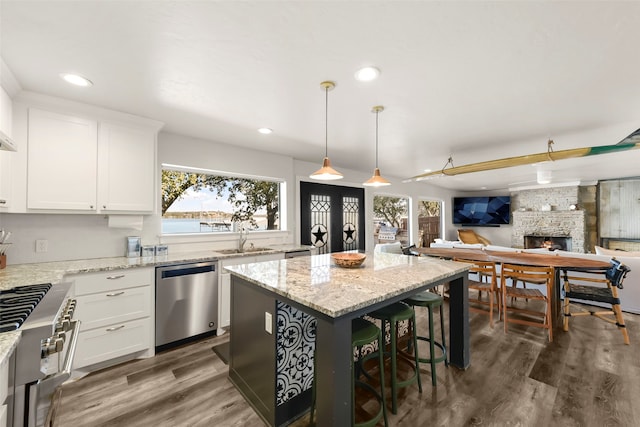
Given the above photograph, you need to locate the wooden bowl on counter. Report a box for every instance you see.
[331,252,366,268]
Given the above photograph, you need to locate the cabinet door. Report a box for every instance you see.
[27,108,98,210]
[73,317,151,369]
[98,122,156,212]
[0,151,11,210]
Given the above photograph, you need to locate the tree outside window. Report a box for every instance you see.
[161,169,280,234]
[373,195,409,245]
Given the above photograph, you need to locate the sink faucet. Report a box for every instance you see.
[238,224,249,252]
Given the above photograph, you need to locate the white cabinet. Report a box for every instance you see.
[1,354,8,427]
[26,107,158,213]
[97,122,156,212]
[27,108,98,210]
[218,253,284,330]
[69,267,154,370]
[0,151,11,211]
[0,86,13,211]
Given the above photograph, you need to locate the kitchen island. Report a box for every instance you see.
[225,252,470,427]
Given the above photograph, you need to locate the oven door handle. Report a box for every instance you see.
[37,319,81,397]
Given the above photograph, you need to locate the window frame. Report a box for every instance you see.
[160,163,287,241]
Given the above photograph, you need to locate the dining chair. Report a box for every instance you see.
[454,258,500,327]
[501,263,554,342]
[561,258,631,344]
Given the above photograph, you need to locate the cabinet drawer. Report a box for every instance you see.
[71,267,153,296]
[75,286,151,330]
[73,317,151,369]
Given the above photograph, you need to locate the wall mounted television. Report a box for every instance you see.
[452,196,511,226]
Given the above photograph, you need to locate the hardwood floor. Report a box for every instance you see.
[55,303,640,426]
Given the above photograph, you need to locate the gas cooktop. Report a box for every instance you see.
[0,283,52,332]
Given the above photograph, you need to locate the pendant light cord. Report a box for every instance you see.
[375,109,379,168]
[325,85,329,158]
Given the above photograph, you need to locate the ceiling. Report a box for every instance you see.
[1,1,639,191]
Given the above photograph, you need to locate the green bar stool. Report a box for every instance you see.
[367,302,422,414]
[310,317,388,427]
[404,290,448,387]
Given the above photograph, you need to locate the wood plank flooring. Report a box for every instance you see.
[55,303,640,426]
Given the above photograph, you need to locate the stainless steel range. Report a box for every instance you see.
[0,283,80,427]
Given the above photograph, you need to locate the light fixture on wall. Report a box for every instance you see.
[363,105,391,187]
[537,169,552,184]
[310,81,343,180]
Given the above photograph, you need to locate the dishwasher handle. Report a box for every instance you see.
[159,263,216,279]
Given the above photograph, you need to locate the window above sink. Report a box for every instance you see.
[161,164,283,236]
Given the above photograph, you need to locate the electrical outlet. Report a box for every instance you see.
[36,239,48,253]
[265,312,272,334]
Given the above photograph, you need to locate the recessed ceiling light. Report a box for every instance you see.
[354,66,380,82]
[423,168,432,173]
[60,73,93,87]
[257,128,273,134]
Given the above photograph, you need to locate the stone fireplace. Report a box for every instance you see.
[510,186,592,253]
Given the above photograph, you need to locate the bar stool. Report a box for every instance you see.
[404,290,448,386]
[367,302,422,414]
[310,317,388,427]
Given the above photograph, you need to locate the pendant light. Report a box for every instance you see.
[310,81,343,180]
[363,105,391,187]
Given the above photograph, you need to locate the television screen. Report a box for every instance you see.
[452,196,511,225]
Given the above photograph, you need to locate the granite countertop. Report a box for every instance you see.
[0,244,312,292]
[0,330,21,367]
[0,244,311,363]
[224,252,469,318]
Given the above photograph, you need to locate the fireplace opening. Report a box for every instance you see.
[524,235,572,252]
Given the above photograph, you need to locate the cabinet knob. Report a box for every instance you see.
[90,205,94,209]
[103,205,107,209]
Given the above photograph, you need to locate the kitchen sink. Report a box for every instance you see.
[216,247,274,255]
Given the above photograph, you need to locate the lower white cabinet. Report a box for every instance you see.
[219,253,284,330]
[1,355,8,427]
[69,267,154,370]
[74,318,151,368]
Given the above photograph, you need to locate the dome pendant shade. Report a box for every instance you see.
[363,105,391,187]
[363,167,391,187]
[310,81,343,181]
[310,157,344,180]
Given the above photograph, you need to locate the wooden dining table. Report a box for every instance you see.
[415,247,611,327]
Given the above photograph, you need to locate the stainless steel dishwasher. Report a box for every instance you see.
[155,261,218,350]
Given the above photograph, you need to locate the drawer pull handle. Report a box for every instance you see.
[106,275,125,280]
[0,199,6,204]
[106,325,125,332]
[106,291,125,297]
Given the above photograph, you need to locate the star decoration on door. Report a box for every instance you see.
[311,224,328,247]
[343,223,357,244]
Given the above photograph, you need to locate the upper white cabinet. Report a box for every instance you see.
[27,108,98,210]
[98,122,156,212]
[0,86,13,211]
[25,105,161,213]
